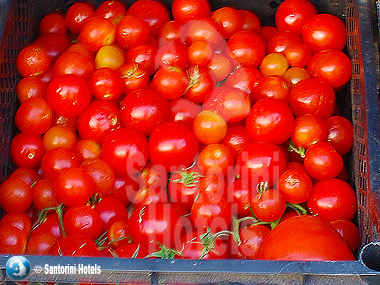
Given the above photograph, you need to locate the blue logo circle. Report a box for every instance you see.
[6,256,31,280]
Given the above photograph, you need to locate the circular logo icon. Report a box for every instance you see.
[6,256,31,280]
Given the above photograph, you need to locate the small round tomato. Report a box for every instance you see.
[113,242,149,258]
[116,15,150,49]
[74,139,101,162]
[307,50,352,89]
[283,42,312,67]
[15,98,52,136]
[267,31,301,54]
[53,51,94,80]
[233,224,271,259]
[49,234,99,257]
[222,125,252,155]
[102,128,149,176]
[236,141,287,188]
[64,2,95,34]
[0,177,32,213]
[149,121,200,172]
[32,178,59,211]
[225,67,263,102]
[0,213,31,236]
[184,66,214,104]
[119,62,149,94]
[43,126,77,151]
[10,168,40,186]
[67,42,95,61]
[240,9,261,33]
[16,77,47,104]
[125,43,158,75]
[79,16,115,51]
[155,41,188,70]
[186,19,224,49]
[252,189,286,222]
[304,141,343,180]
[52,114,77,132]
[193,110,227,144]
[207,53,233,82]
[152,67,189,100]
[94,196,129,232]
[133,185,169,208]
[282,66,310,86]
[138,162,168,190]
[251,75,289,103]
[29,212,62,239]
[172,0,211,23]
[291,113,328,150]
[302,14,346,53]
[188,41,213,67]
[95,45,125,70]
[63,205,103,239]
[16,45,51,77]
[0,226,27,255]
[41,148,79,180]
[77,100,121,144]
[169,97,202,127]
[277,169,313,204]
[107,221,131,249]
[119,89,169,136]
[10,133,45,169]
[326,116,354,155]
[275,0,317,34]
[288,78,336,118]
[211,7,242,39]
[81,158,116,198]
[39,13,66,35]
[54,167,95,207]
[26,233,58,255]
[228,31,266,68]
[260,53,289,77]
[197,143,235,177]
[226,177,257,217]
[89,68,123,101]
[330,219,360,253]
[46,74,92,118]
[110,175,139,206]
[307,179,357,222]
[95,0,127,26]
[245,98,295,145]
[33,34,71,60]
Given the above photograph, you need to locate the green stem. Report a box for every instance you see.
[55,203,66,237]
[288,140,306,159]
[286,202,308,215]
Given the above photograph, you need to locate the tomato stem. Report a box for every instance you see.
[286,202,308,215]
[185,65,201,94]
[55,203,66,237]
[288,140,306,158]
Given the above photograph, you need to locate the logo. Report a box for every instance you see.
[6,256,31,280]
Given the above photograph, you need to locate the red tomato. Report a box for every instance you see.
[193,110,227,145]
[16,45,51,77]
[133,185,169,208]
[0,177,32,213]
[40,148,79,180]
[188,41,213,67]
[101,128,149,176]
[283,42,312,67]
[0,213,31,236]
[304,141,343,180]
[330,219,360,252]
[197,143,235,177]
[245,98,295,145]
[307,50,352,89]
[54,167,95,207]
[226,177,257,217]
[138,162,168,190]
[63,205,102,239]
[95,0,126,26]
[288,78,336,118]
[119,62,150,93]
[29,212,62,239]
[186,19,224,49]
[149,121,200,172]
[46,74,92,118]
[228,31,266,68]
[172,0,211,23]
[267,31,301,54]
[302,14,346,53]
[26,233,58,255]
[39,13,66,35]
[49,234,99,257]
[113,243,149,258]
[94,196,129,232]
[251,75,290,103]
[260,53,289,77]
[34,34,71,60]
[52,114,77,132]
[77,100,121,144]
[169,97,202,127]
[211,7,242,39]
[16,77,47,104]
[116,15,150,49]
[79,16,115,52]
[282,66,310,86]
[326,116,354,155]
[277,169,313,204]
[0,226,27,255]
[125,43,158,75]
[275,0,317,34]
[258,215,355,260]
[9,167,40,186]
[110,175,139,206]
[236,141,287,188]
[10,133,44,169]
[225,66,263,101]
[53,51,94,80]
[64,2,95,34]
[222,125,252,155]
[119,89,169,136]
[43,125,77,151]
[251,189,286,222]
[307,179,357,222]
[126,0,170,37]
[233,224,271,259]
[155,41,188,70]
[32,178,59,211]
[107,221,131,249]
[240,10,261,34]
[152,67,189,100]
[15,98,52,136]
[74,139,101,162]
[184,66,214,104]
[158,20,182,45]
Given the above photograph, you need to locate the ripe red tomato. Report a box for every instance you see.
[184,66,214,104]
[302,14,346,53]
[187,41,213,67]
[221,125,252,155]
[125,43,158,75]
[326,116,354,155]
[155,41,188,70]
[107,221,131,249]
[226,177,257,217]
[330,219,360,252]
[63,205,103,239]
[101,127,149,176]
[251,75,290,103]
[113,242,149,258]
[0,226,27,255]
[26,233,58,255]
[245,98,295,145]
[304,141,343,180]
[0,213,32,236]
[258,215,355,260]
[172,0,211,23]
[267,31,301,54]
[64,2,95,34]
[94,196,129,232]
[116,15,150,49]
[119,62,149,93]
[0,177,32,213]
[16,45,51,77]
[193,110,227,145]
[133,185,169,208]
[275,0,317,34]
[39,12,66,35]
[54,167,95,207]
[235,141,287,188]
[95,0,127,26]
[110,175,139,206]
[282,67,310,86]
[120,89,169,136]
[152,67,189,100]
[53,51,94,80]
[74,139,101,162]
[233,224,271,259]
[79,16,115,51]
[29,212,62,239]
[307,179,357,222]
[9,167,40,186]
[240,10,261,33]
[32,178,59,211]
[149,121,200,172]
[10,133,44,169]
[197,143,235,177]
[138,162,168,190]
[169,97,202,127]
[277,169,313,204]
[49,234,99,257]
[34,34,71,60]
[283,42,312,67]
[42,125,77,151]
[41,148,79,180]
[211,7,242,39]
[46,74,92,118]
[16,77,47,104]
[251,189,286,222]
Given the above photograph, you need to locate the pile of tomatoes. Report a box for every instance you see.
[0,0,360,261]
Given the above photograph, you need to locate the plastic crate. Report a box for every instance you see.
[0,0,380,284]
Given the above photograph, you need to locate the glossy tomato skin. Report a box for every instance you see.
[46,74,92,118]
[169,97,202,127]
[277,169,313,204]
[64,2,95,34]
[0,226,27,255]
[41,148,79,180]
[226,177,257,218]
[114,242,149,258]
[79,16,115,51]
[326,116,354,155]
[94,196,129,232]
[236,141,287,188]
[10,167,40,186]
[252,75,290,103]
[197,143,235,177]
[126,43,158,75]
[39,12,66,35]
[32,178,59,211]
[90,67,123,101]
[185,66,214,104]
[49,234,99,257]
[307,179,357,222]
[225,67,263,102]
[258,215,355,261]
[42,125,77,151]
[119,62,150,93]
[34,34,71,60]
[29,212,62,239]
[74,139,101,162]
[26,233,58,255]
[0,178,32,213]
[110,175,139,206]
[120,89,169,137]
[16,45,51,77]
[116,15,150,49]
[251,189,286,222]
[245,98,295,145]
[152,67,189,100]
[101,128,149,176]
[330,219,360,252]
[10,133,45,169]
[149,121,200,173]
[53,51,95,80]
[193,110,227,145]
[16,76,47,104]
[222,125,252,156]
[211,7,243,39]
[172,0,211,23]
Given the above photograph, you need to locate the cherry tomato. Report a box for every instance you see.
[49,234,99,257]
[95,45,125,70]
[110,175,139,206]
[222,125,252,155]
[186,19,224,49]
[246,98,295,145]
[46,74,92,118]
[172,0,211,23]
[54,167,95,207]
[64,2,95,34]
[95,0,127,26]
[32,178,59,211]
[169,97,202,127]
[116,15,150,49]
[307,179,357,222]
[149,121,200,173]
[226,177,257,217]
[79,16,115,52]
[260,53,289,77]
[304,141,343,180]
[16,77,47,104]
[133,185,169,208]
[34,34,71,60]
[0,213,31,237]
[138,162,168,190]
[107,221,131,249]
[233,224,271,259]
[275,0,317,34]
[252,189,286,222]
[43,126,77,151]
[326,116,354,155]
[282,66,310,86]
[197,143,235,177]
[187,41,213,67]
[26,233,58,255]
[10,167,40,186]
[0,177,32,213]
[63,205,102,239]
[155,41,188,70]
[113,242,149,258]
[119,62,149,93]
[236,141,287,188]
[288,78,336,118]
[41,148,79,180]
[125,43,158,75]
[52,114,77,132]
[251,75,290,103]
[211,7,242,39]
[225,67,263,102]
[152,67,189,100]
[120,89,169,136]
[277,169,313,204]
[330,219,360,252]
[302,14,346,53]
[102,128,149,176]
[10,133,44,169]
[16,45,51,77]
[258,215,354,260]
[0,226,27,254]
[184,66,214,104]
[267,31,301,54]
[283,42,312,67]
[89,68,123,101]
[53,51,94,80]
[240,9,261,33]
[94,196,129,232]
[39,12,66,35]
[74,139,101,163]
[67,42,95,61]
[29,212,62,239]
[193,110,227,145]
